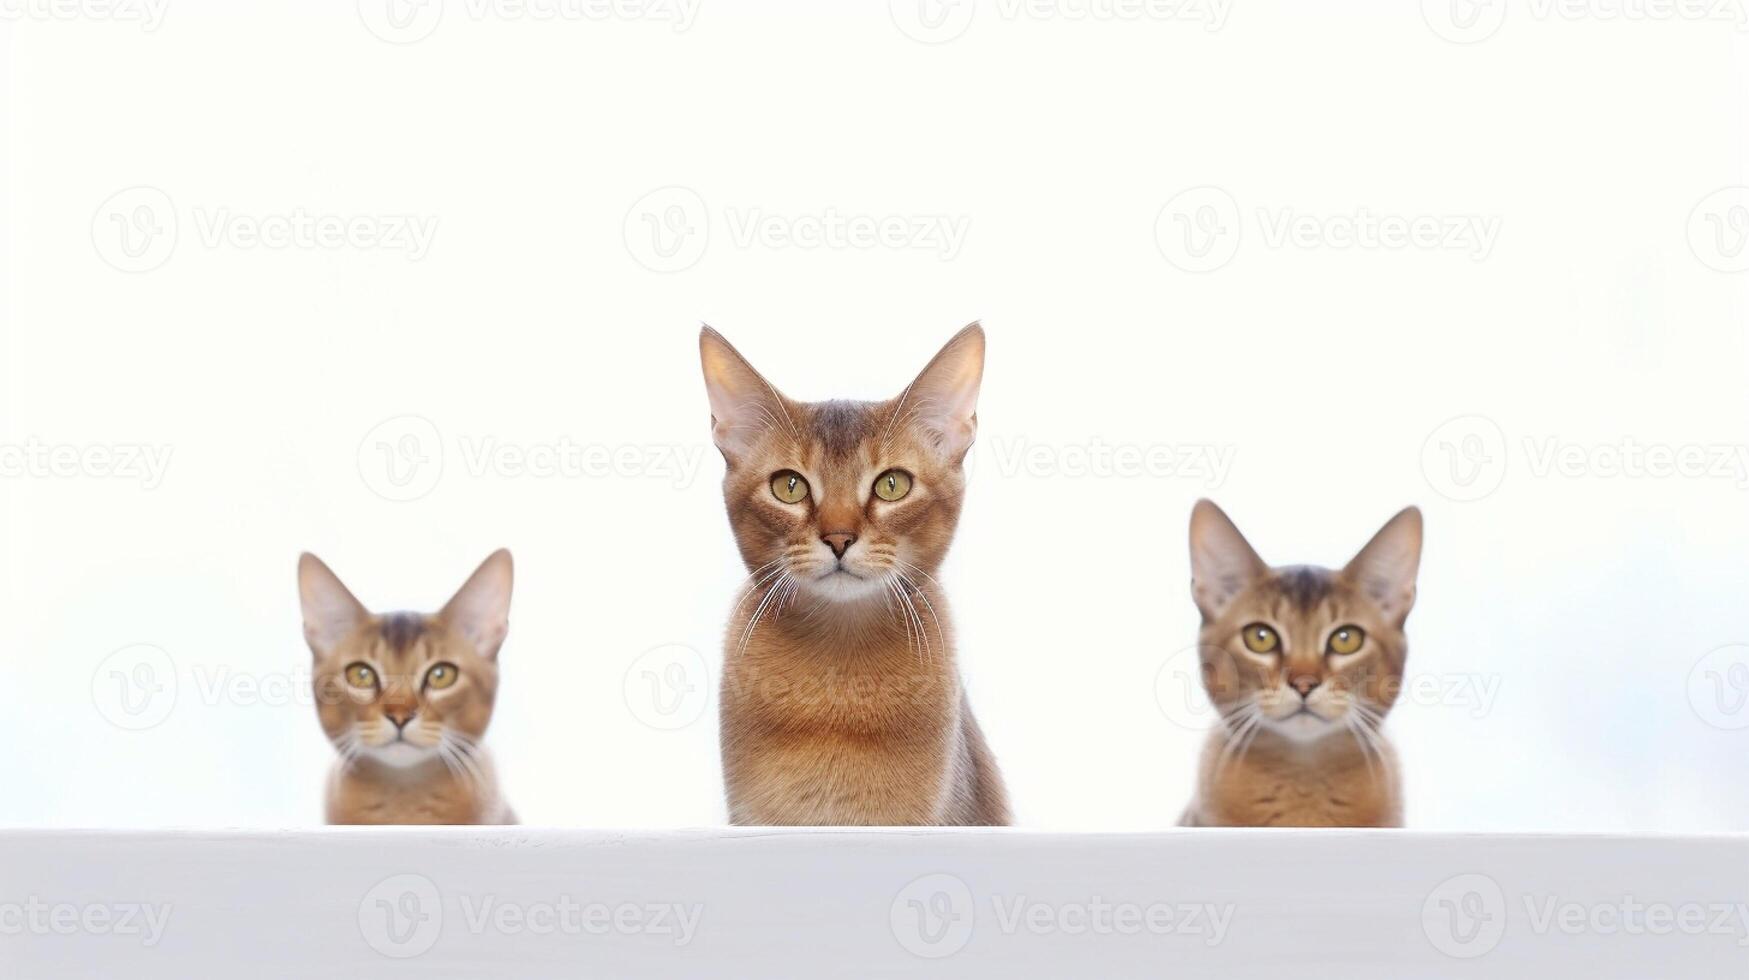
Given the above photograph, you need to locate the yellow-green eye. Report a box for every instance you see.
[425,662,460,690]
[344,663,378,689]
[873,469,912,502]
[1328,626,1365,656]
[1240,624,1280,655]
[770,471,809,504]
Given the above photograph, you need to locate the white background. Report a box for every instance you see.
[2,1,1748,832]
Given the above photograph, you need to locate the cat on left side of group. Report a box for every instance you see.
[299,549,518,825]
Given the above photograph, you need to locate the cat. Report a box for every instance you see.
[299,549,517,825]
[1178,500,1422,828]
[700,323,1010,826]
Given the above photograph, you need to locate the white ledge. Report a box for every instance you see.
[2,829,1745,976]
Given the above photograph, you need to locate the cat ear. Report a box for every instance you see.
[1188,499,1268,620]
[298,553,369,659]
[439,549,514,659]
[699,326,793,460]
[901,322,985,462]
[1343,507,1423,624]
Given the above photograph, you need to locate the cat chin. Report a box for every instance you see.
[804,569,890,604]
[1266,711,1344,744]
[363,741,438,768]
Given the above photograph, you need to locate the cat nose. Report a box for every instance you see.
[1290,676,1321,698]
[821,532,857,558]
[385,707,416,729]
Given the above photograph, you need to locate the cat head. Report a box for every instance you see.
[699,323,984,605]
[1188,500,1422,745]
[299,549,512,769]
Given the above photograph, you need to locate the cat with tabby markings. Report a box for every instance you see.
[1180,500,1422,828]
[299,549,517,825]
[700,323,1010,826]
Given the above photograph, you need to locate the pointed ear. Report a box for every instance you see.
[439,549,514,659]
[901,323,985,462]
[1343,507,1423,624]
[1188,499,1267,621]
[298,553,369,658]
[699,326,793,460]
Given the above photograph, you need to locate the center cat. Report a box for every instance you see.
[700,323,1010,826]
[1179,500,1423,828]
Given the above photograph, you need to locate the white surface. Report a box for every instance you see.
[2,5,1749,833]
[1,829,1746,977]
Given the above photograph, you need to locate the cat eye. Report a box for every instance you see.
[872,469,913,502]
[1240,624,1280,655]
[424,662,460,691]
[343,663,378,689]
[770,470,810,504]
[1327,626,1365,656]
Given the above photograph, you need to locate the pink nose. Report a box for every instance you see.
[1291,675,1321,698]
[821,533,856,558]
